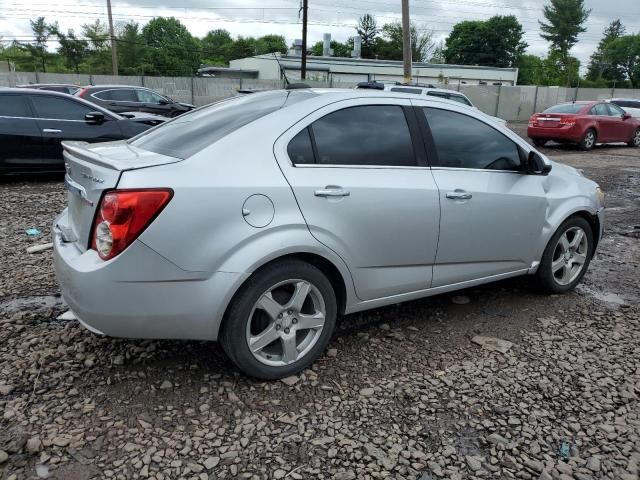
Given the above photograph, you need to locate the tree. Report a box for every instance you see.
[311,39,352,58]
[142,17,200,75]
[53,28,88,74]
[117,22,149,75]
[429,41,446,63]
[587,20,626,83]
[541,49,581,86]
[539,0,590,63]
[81,20,111,73]
[255,35,287,56]
[444,16,527,67]
[356,14,379,59]
[605,34,640,87]
[374,22,435,62]
[516,54,544,85]
[21,17,55,72]
[201,29,234,65]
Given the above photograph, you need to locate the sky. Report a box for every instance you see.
[1,0,638,68]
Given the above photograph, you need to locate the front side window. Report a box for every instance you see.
[424,108,521,171]
[590,104,608,116]
[137,89,166,103]
[0,95,32,117]
[31,96,93,120]
[606,103,625,117]
[301,105,416,167]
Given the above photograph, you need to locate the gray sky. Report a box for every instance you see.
[1,0,638,67]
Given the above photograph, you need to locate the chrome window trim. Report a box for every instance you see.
[91,87,165,105]
[0,115,35,120]
[292,164,430,170]
[430,166,523,174]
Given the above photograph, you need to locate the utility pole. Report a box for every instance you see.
[401,0,411,83]
[106,0,118,75]
[301,0,308,80]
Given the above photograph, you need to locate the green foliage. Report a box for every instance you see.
[374,22,434,62]
[117,22,148,75]
[604,34,640,87]
[445,16,527,68]
[357,14,379,59]
[516,54,545,85]
[20,17,55,72]
[311,40,353,58]
[541,49,581,86]
[142,17,200,75]
[539,0,590,61]
[586,20,626,83]
[52,27,88,74]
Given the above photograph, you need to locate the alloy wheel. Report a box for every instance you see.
[634,129,640,147]
[584,131,595,149]
[551,226,589,286]
[245,279,326,366]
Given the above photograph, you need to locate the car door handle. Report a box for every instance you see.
[42,129,62,134]
[446,190,473,200]
[314,186,350,197]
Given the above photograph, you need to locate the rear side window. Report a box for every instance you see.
[543,104,584,114]
[424,108,521,171]
[590,104,608,116]
[0,95,32,117]
[131,90,290,159]
[31,96,93,120]
[287,128,315,164]
[305,105,416,167]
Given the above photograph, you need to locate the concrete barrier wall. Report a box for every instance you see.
[1,71,638,120]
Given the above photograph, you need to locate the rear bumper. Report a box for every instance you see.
[53,209,248,341]
[527,125,582,142]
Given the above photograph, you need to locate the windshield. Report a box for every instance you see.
[543,103,585,114]
[130,90,294,159]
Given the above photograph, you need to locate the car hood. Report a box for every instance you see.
[548,159,584,178]
[176,102,195,109]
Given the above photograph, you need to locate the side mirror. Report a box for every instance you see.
[85,111,105,124]
[622,112,632,120]
[527,150,552,175]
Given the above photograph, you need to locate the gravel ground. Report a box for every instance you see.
[1,127,639,480]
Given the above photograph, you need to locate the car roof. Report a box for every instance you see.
[17,83,79,88]
[84,85,150,89]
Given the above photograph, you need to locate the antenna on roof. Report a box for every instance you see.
[272,53,291,87]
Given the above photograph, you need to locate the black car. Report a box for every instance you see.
[17,83,82,95]
[0,89,164,175]
[77,85,195,117]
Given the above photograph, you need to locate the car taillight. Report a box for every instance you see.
[90,189,173,260]
[560,119,576,126]
[77,87,89,98]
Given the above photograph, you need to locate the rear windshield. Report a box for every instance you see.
[612,100,640,108]
[543,103,585,114]
[130,90,295,159]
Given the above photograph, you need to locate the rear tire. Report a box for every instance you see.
[537,216,594,294]
[532,138,548,147]
[220,259,337,380]
[628,128,640,147]
[578,129,597,151]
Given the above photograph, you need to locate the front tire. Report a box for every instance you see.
[628,128,640,147]
[578,129,597,150]
[220,259,337,379]
[537,216,594,293]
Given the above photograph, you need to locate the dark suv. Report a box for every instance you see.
[77,85,195,117]
[0,89,164,174]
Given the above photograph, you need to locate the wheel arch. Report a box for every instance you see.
[218,251,351,338]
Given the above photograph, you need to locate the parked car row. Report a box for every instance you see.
[0,89,167,174]
[528,99,640,150]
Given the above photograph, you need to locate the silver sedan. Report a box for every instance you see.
[54,89,604,379]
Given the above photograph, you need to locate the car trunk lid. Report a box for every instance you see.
[532,113,576,128]
[62,140,180,250]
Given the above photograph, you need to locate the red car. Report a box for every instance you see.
[528,101,640,150]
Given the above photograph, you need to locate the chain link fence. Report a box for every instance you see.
[1,71,639,121]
